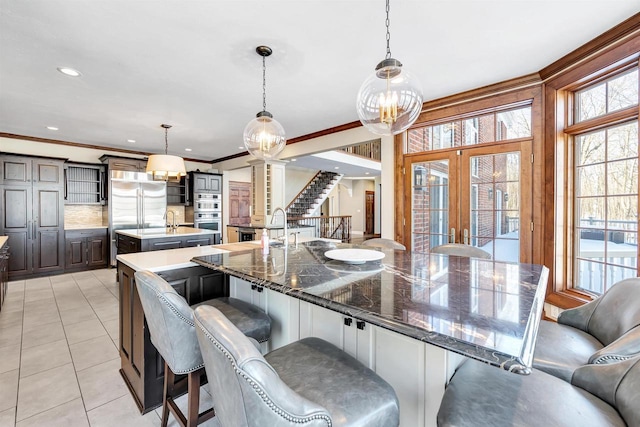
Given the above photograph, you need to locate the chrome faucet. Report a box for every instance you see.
[271,207,288,246]
[165,210,178,231]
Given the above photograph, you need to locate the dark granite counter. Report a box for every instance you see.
[192,240,549,373]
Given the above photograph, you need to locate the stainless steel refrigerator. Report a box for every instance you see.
[108,170,167,265]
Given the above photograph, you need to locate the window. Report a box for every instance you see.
[406,106,532,154]
[568,67,639,295]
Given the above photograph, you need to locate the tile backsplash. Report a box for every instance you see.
[65,205,107,228]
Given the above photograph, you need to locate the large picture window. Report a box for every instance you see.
[568,67,639,295]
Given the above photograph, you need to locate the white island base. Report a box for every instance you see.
[229,276,464,427]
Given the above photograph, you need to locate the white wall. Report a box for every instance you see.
[284,166,318,206]
[337,179,375,235]
[212,127,396,239]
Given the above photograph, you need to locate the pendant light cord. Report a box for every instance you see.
[165,127,169,155]
[262,55,267,112]
[385,0,391,59]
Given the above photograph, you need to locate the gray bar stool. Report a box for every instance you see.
[134,270,271,427]
[431,243,492,259]
[194,304,400,427]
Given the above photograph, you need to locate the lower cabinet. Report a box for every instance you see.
[116,233,216,256]
[230,277,463,427]
[0,241,9,310]
[118,262,228,414]
[65,229,108,271]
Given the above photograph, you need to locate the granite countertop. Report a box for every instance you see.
[0,236,8,247]
[192,241,549,373]
[117,245,232,272]
[115,226,219,239]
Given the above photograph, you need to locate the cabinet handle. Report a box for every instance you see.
[356,320,366,330]
[33,222,36,240]
[27,220,31,240]
[256,286,263,293]
[251,284,257,291]
[344,318,353,327]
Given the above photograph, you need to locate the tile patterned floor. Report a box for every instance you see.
[0,269,220,427]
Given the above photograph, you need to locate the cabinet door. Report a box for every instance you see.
[32,187,64,274]
[263,288,299,351]
[87,234,108,268]
[183,236,212,247]
[65,235,86,269]
[148,239,182,251]
[209,175,221,192]
[0,186,32,274]
[0,156,31,185]
[108,158,146,172]
[32,159,64,187]
[299,301,344,349]
[191,174,208,192]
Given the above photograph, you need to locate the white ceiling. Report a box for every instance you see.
[1,1,638,163]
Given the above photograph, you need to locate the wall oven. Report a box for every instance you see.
[194,193,221,212]
[193,211,222,232]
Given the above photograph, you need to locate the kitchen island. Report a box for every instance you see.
[118,240,548,426]
[116,226,221,254]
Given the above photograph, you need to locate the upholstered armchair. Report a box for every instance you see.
[533,277,640,382]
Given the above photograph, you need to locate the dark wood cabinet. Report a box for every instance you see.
[167,174,190,206]
[65,229,108,271]
[0,240,9,310]
[190,172,221,193]
[99,155,147,172]
[116,232,216,256]
[64,163,106,205]
[118,262,228,413]
[0,155,65,278]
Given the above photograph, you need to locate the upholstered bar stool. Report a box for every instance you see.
[193,304,400,427]
[431,243,492,259]
[134,270,272,427]
[363,238,406,250]
[437,356,640,426]
[533,277,640,382]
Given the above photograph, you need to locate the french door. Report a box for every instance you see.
[405,140,532,263]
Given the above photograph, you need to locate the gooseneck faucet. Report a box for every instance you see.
[165,209,178,231]
[271,207,287,246]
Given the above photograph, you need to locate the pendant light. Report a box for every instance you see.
[146,124,187,181]
[243,46,286,160]
[356,0,423,136]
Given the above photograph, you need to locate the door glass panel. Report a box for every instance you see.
[411,161,449,253]
[469,151,521,262]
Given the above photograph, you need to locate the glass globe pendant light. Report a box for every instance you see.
[243,46,286,160]
[356,0,423,136]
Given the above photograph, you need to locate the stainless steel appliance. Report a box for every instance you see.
[193,191,222,237]
[108,170,167,265]
[194,193,221,211]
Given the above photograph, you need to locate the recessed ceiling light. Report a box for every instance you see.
[57,67,81,77]
[365,172,370,175]
[127,139,136,143]
[238,146,244,150]
[334,166,340,169]
[46,126,59,131]
[291,158,297,162]
[185,148,192,152]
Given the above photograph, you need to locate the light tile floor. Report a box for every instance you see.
[0,269,220,427]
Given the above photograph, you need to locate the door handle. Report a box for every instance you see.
[450,228,456,243]
[464,229,469,245]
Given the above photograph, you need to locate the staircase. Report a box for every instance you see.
[286,171,343,217]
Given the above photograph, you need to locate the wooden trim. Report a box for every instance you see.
[418,73,542,115]
[564,105,638,135]
[0,132,212,164]
[395,133,405,245]
[540,13,640,81]
[546,291,592,310]
[286,120,363,144]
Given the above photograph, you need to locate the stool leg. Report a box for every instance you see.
[187,371,200,427]
[161,362,173,427]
